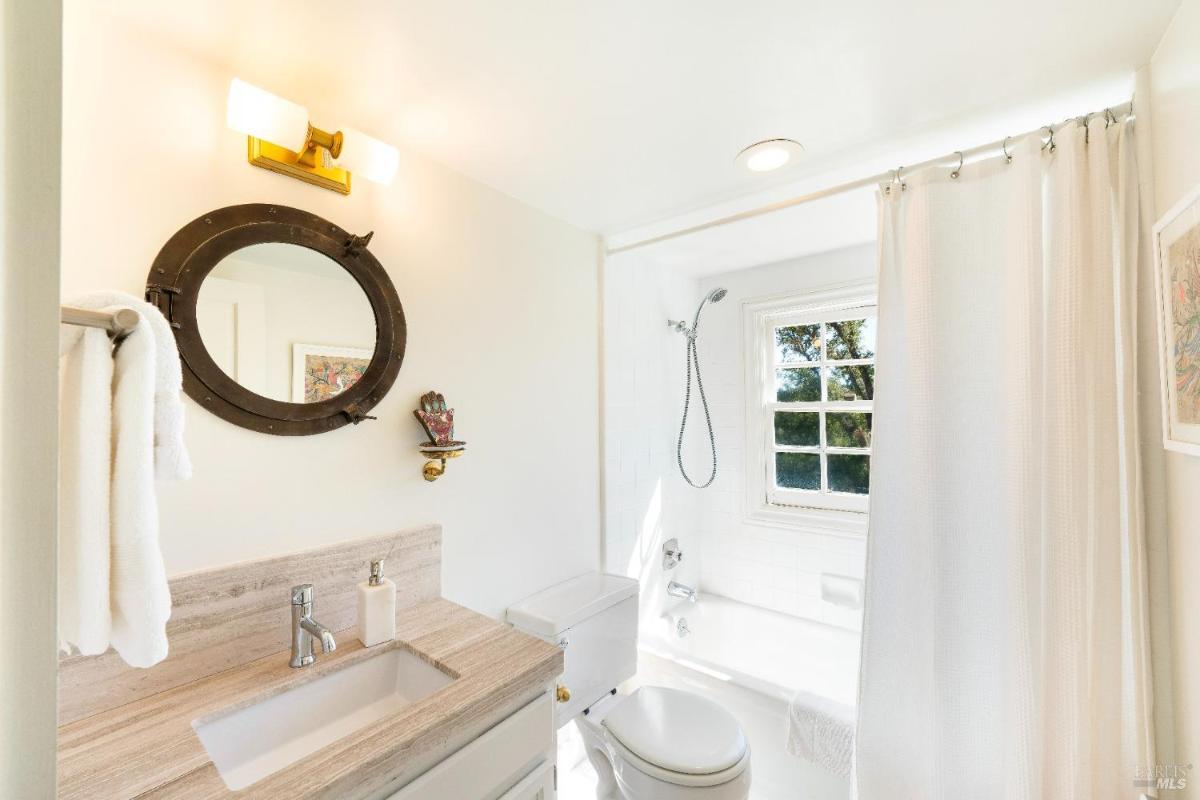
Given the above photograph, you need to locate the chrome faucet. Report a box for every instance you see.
[667,580,697,603]
[290,584,337,668]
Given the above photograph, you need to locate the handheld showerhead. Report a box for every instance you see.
[668,288,729,338]
[690,286,728,329]
[675,286,728,489]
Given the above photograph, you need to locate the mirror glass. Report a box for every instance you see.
[196,243,376,403]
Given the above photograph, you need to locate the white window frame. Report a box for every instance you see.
[742,280,876,534]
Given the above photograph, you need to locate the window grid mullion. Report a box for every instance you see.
[819,322,829,494]
[775,356,873,369]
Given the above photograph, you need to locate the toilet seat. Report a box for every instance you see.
[607,728,751,789]
[579,686,750,797]
[602,686,748,779]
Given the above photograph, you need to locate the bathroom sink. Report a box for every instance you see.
[193,647,455,790]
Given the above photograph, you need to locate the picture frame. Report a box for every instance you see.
[1153,182,1200,456]
[291,343,374,404]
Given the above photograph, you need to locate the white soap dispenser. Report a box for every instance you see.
[357,559,396,647]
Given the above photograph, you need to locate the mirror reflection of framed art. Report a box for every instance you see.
[291,344,374,404]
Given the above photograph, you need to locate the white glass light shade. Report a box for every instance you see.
[735,138,804,173]
[338,127,400,185]
[226,79,309,152]
[746,146,789,171]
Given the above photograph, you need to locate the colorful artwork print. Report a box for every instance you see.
[1169,225,1200,424]
[1154,185,1200,455]
[291,344,374,403]
[303,354,369,402]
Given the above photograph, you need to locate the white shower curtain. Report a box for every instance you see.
[856,117,1155,799]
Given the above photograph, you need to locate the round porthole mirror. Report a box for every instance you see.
[147,204,407,435]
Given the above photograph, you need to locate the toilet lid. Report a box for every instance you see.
[601,686,747,775]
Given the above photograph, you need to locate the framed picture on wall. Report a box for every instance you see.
[291,343,373,403]
[1154,183,1200,456]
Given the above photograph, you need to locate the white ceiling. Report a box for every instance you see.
[102,1,1178,236]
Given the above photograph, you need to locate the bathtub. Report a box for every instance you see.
[644,592,860,706]
[637,594,860,798]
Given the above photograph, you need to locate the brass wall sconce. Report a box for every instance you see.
[414,391,465,482]
[226,79,399,195]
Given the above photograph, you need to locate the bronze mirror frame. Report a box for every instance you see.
[146,203,407,436]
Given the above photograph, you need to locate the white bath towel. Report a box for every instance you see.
[786,690,855,778]
[58,326,114,655]
[61,292,192,481]
[59,292,191,667]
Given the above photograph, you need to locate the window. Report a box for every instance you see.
[744,285,876,522]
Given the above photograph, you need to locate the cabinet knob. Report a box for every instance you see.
[556,685,571,703]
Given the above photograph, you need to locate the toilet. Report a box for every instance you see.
[508,573,751,800]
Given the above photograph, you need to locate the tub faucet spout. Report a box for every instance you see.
[667,580,697,603]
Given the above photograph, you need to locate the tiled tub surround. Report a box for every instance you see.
[56,526,563,799]
[690,251,875,631]
[602,247,875,631]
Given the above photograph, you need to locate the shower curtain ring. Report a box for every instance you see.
[1002,136,1013,164]
[1105,107,1116,128]
[1041,125,1056,153]
[950,151,963,179]
[896,166,907,191]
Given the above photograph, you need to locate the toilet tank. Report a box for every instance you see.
[508,573,638,726]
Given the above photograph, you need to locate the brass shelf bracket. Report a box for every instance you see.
[420,447,464,482]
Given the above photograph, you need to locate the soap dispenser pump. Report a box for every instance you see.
[357,559,396,647]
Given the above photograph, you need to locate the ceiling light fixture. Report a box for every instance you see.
[226,78,399,194]
[735,138,804,173]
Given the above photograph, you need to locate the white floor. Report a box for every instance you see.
[557,720,603,800]
[555,651,850,800]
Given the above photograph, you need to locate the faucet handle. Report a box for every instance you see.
[662,538,684,570]
[291,584,313,605]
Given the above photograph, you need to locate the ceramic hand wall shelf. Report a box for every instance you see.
[414,391,465,481]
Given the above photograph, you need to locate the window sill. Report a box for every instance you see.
[744,503,868,539]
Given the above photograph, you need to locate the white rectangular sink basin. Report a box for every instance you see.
[193,647,455,790]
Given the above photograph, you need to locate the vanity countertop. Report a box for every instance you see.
[56,598,563,799]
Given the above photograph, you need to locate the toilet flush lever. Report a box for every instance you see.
[662,538,684,571]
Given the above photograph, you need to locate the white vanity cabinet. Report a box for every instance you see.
[384,691,556,800]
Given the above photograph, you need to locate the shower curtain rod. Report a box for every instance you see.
[606,100,1134,256]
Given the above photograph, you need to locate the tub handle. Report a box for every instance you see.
[662,538,684,570]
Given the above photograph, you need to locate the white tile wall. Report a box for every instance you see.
[690,246,877,630]
[603,244,877,632]
[602,252,702,626]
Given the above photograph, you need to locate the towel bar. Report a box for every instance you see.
[61,305,140,342]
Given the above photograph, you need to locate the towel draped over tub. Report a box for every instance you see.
[786,690,855,778]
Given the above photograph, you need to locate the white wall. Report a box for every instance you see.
[693,246,875,629]
[1,0,61,793]
[60,3,601,619]
[1148,0,1200,783]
